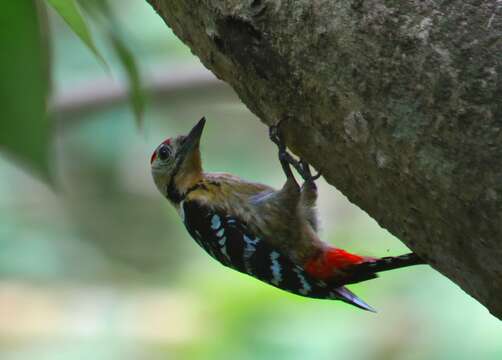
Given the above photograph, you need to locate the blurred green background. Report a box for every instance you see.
[0,1,500,359]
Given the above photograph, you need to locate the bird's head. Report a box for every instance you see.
[150,117,205,202]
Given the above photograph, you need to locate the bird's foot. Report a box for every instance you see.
[298,159,322,182]
[269,122,322,182]
[269,122,305,179]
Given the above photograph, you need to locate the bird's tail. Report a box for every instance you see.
[363,252,425,272]
[339,252,426,286]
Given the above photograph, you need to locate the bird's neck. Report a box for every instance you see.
[166,155,203,204]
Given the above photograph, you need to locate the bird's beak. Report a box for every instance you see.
[180,117,206,155]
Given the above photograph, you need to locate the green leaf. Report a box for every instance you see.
[109,30,146,128]
[46,0,106,67]
[77,0,146,127]
[76,0,109,15]
[79,0,146,127]
[0,1,52,180]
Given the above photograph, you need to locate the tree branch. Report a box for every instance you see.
[146,0,502,318]
[51,64,223,116]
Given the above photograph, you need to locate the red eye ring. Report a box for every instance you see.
[150,150,157,164]
[151,138,172,164]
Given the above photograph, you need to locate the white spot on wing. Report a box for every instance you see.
[243,235,259,244]
[293,268,312,295]
[211,215,221,229]
[270,251,282,286]
[242,235,260,272]
[178,200,185,221]
[243,235,260,257]
[216,228,225,237]
[221,246,230,261]
[218,236,230,262]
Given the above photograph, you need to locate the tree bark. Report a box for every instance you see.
[146,0,502,319]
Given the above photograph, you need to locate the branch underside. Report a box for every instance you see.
[146,0,502,319]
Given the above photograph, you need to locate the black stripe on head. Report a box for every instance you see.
[166,180,207,204]
[165,154,185,203]
[166,180,184,203]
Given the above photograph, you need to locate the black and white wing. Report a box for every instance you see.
[181,200,375,311]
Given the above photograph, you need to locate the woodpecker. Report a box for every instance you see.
[151,118,425,311]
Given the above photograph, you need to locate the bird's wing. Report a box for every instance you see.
[204,173,275,195]
[181,199,375,312]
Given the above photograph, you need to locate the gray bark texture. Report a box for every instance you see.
[146,0,502,318]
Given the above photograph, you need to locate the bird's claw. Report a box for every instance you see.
[299,160,322,182]
[269,122,322,182]
[269,125,283,148]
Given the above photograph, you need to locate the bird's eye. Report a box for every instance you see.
[158,145,171,160]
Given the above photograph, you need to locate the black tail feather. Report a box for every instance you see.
[333,252,425,286]
[364,252,425,272]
